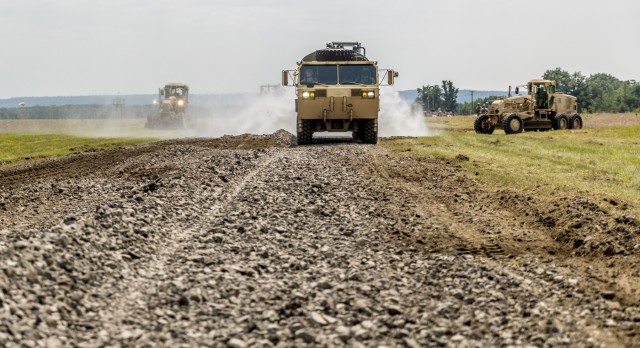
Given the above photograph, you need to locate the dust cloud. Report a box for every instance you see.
[196,86,434,139]
[2,86,434,140]
[379,87,435,137]
[196,89,296,137]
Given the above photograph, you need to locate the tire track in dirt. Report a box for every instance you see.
[354,147,522,260]
[104,150,285,338]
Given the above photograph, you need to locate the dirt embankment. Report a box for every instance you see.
[0,132,638,347]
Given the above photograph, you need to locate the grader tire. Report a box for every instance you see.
[568,114,583,129]
[474,114,495,134]
[503,113,524,134]
[552,114,569,130]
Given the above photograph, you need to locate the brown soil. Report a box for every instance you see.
[369,140,640,307]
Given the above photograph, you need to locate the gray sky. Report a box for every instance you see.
[1,0,638,98]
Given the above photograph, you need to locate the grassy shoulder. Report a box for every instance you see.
[383,114,640,217]
[0,133,157,168]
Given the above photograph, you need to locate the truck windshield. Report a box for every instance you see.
[339,65,376,85]
[300,65,337,85]
[166,87,186,97]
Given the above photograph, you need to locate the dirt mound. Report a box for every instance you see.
[547,196,639,257]
[209,130,295,149]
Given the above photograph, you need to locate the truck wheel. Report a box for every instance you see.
[502,113,523,134]
[474,115,495,134]
[352,123,363,141]
[297,120,313,145]
[362,120,378,144]
[568,114,583,129]
[552,114,569,130]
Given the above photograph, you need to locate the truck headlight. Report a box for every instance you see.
[178,100,185,106]
[361,91,375,99]
[301,91,315,100]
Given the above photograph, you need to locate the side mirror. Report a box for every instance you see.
[515,87,519,95]
[282,71,289,86]
[159,88,164,96]
[387,70,398,85]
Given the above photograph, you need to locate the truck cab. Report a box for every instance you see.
[283,42,397,145]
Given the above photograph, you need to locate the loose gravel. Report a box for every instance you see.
[0,132,638,347]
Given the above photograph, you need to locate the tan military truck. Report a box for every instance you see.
[145,83,194,129]
[474,79,582,134]
[282,42,398,145]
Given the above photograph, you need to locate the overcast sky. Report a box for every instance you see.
[0,0,638,98]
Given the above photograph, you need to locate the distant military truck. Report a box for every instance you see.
[282,41,398,145]
[475,79,582,134]
[145,83,194,129]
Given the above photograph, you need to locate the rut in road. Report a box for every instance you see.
[104,149,285,338]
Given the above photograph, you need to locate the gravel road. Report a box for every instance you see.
[0,131,638,347]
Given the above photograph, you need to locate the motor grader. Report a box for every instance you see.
[145,83,194,129]
[474,79,582,134]
[282,41,398,145]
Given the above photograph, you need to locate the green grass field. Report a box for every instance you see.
[385,113,640,216]
[0,133,156,167]
[0,119,162,167]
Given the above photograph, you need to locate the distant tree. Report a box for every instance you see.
[0,104,154,120]
[441,80,458,112]
[542,68,587,98]
[627,83,640,112]
[415,84,443,111]
[585,73,621,112]
[543,68,573,94]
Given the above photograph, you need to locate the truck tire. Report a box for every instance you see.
[352,123,363,141]
[568,114,583,129]
[297,120,313,145]
[362,119,378,144]
[552,114,569,130]
[502,113,524,134]
[474,114,495,134]
[315,49,356,62]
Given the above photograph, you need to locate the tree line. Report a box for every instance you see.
[415,68,640,115]
[0,105,153,120]
[542,68,639,113]
[0,105,218,120]
[415,80,458,114]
